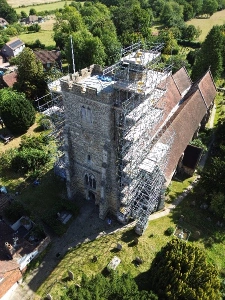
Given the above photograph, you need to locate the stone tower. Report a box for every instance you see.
[61,64,119,219]
[61,43,175,233]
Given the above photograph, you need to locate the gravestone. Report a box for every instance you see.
[68,270,74,280]
[117,243,122,250]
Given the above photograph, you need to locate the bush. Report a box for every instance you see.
[4,200,30,222]
[165,226,174,236]
[11,148,51,174]
[0,89,35,134]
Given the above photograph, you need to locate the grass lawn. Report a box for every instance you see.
[36,183,225,298]
[14,1,72,12]
[18,30,55,47]
[37,217,175,298]
[187,9,225,42]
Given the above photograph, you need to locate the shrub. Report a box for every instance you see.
[4,201,30,222]
[165,226,174,236]
[0,89,35,134]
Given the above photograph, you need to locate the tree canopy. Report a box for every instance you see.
[13,47,48,100]
[147,239,221,299]
[61,273,158,300]
[192,25,224,81]
[0,0,17,23]
[0,88,35,134]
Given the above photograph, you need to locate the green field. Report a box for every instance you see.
[187,9,225,41]
[14,1,72,14]
[18,30,55,47]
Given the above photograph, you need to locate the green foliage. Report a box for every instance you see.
[61,272,158,299]
[4,200,31,222]
[28,23,41,33]
[192,25,224,81]
[13,47,48,100]
[11,135,51,174]
[0,148,17,172]
[0,0,18,23]
[20,10,28,18]
[147,239,221,299]
[29,8,37,16]
[66,30,106,71]
[190,138,207,153]
[0,88,35,134]
[210,192,225,219]
[11,148,50,174]
[165,226,174,236]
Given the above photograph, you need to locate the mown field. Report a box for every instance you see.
[187,9,225,41]
[18,29,55,47]
[8,0,71,9]
[13,1,72,14]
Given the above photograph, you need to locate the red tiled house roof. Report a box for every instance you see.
[0,261,22,299]
[2,71,17,87]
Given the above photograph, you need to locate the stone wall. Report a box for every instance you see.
[62,82,120,219]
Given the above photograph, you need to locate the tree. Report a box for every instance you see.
[183,3,194,21]
[53,6,84,49]
[0,0,18,23]
[65,30,106,71]
[61,273,158,299]
[192,26,224,80]
[183,25,200,41]
[29,8,37,15]
[160,2,184,28]
[202,0,218,17]
[0,88,35,134]
[20,10,27,18]
[147,239,221,299]
[13,47,48,100]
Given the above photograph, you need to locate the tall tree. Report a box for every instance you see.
[65,30,106,71]
[0,89,35,134]
[13,47,48,100]
[147,239,221,299]
[0,0,17,23]
[192,26,224,80]
[53,6,84,49]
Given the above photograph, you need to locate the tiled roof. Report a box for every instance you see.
[34,50,61,65]
[162,70,216,179]
[172,67,192,95]
[0,260,19,275]
[2,71,17,87]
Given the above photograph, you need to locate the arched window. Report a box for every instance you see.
[84,173,96,190]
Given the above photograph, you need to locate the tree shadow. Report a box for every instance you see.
[168,188,225,246]
[120,227,137,243]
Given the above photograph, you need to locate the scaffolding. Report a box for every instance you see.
[35,85,66,178]
[112,42,175,234]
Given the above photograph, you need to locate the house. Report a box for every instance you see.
[34,50,62,71]
[1,38,25,60]
[60,42,216,234]
[0,212,50,299]
[0,260,22,300]
[0,71,17,88]
[0,18,8,28]
[25,15,38,24]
